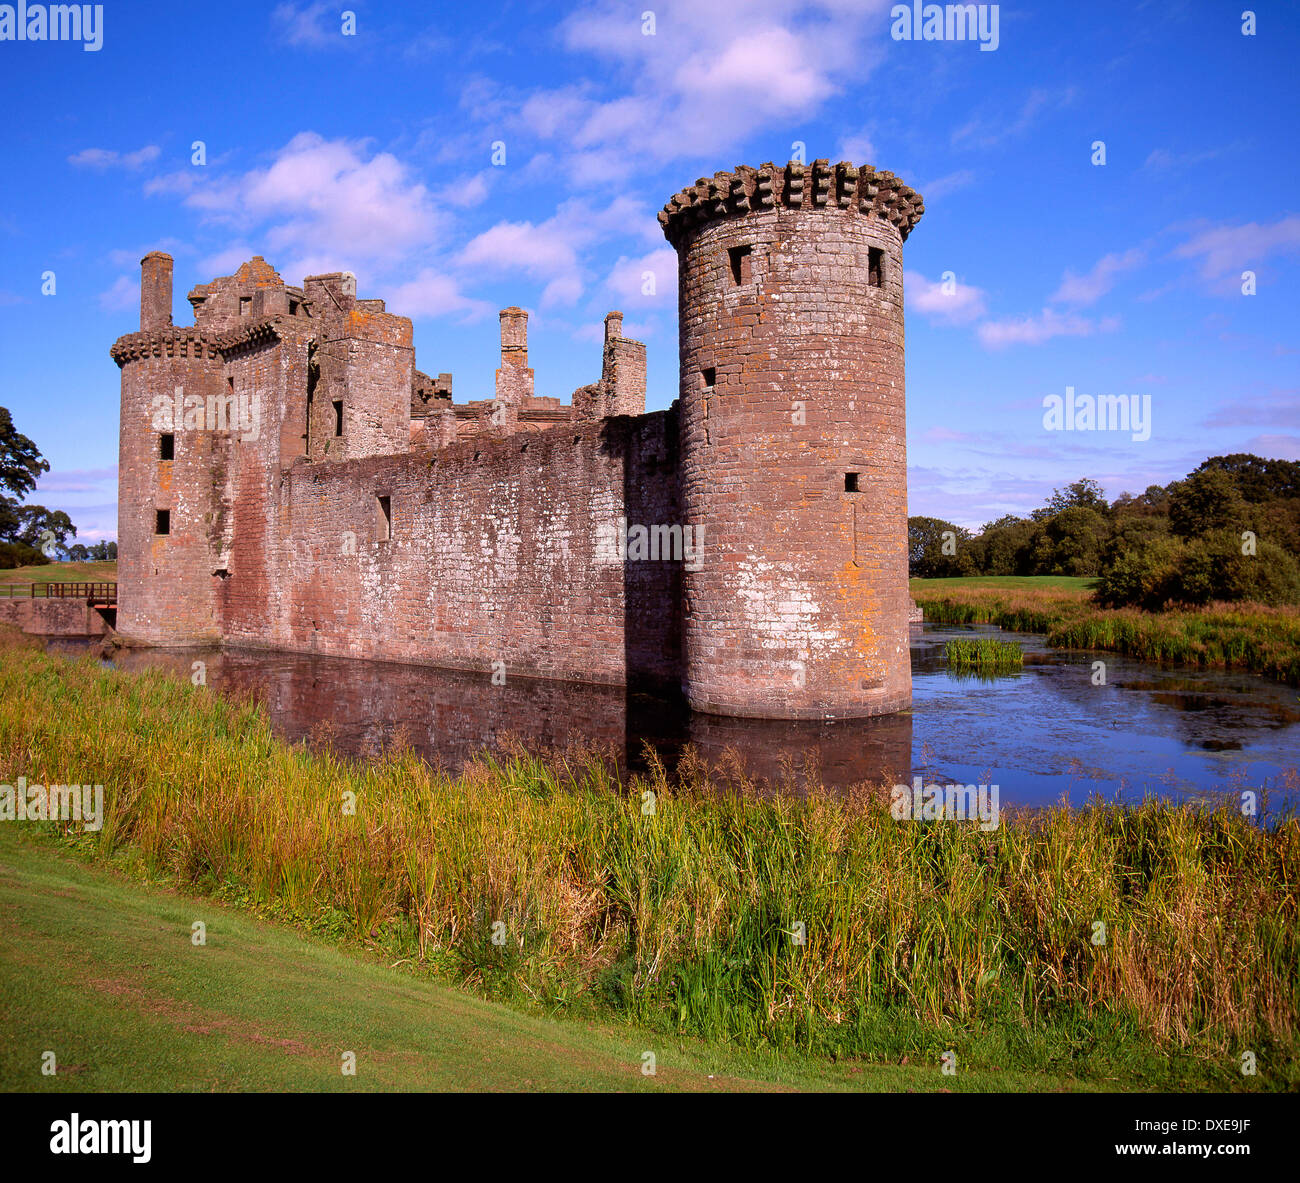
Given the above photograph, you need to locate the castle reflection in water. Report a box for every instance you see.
[104,647,913,793]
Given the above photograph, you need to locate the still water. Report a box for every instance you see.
[73,623,1300,809]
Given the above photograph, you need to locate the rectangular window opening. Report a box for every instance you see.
[376,495,392,542]
[844,472,860,493]
[289,300,299,316]
[155,509,171,535]
[239,296,251,317]
[868,247,884,288]
[702,367,716,390]
[333,399,344,437]
[728,244,752,284]
[159,433,174,461]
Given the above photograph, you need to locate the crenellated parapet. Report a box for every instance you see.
[658,159,924,249]
[110,320,283,368]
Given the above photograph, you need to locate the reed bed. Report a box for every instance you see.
[943,637,1024,673]
[914,581,1300,686]
[1,641,1297,1086]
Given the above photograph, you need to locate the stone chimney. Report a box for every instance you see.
[140,251,173,331]
[495,306,534,406]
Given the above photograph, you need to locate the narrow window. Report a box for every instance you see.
[844,472,859,493]
[159,433,174,460]
[333,400,344,437]
[376,495,392,542]
[702,367,716,390]
[868,248,884,288]
[239,296,251,317]
[155,509,171,535]
[728,244,752,284]
[289,300,299,316]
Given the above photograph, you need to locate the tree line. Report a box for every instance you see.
[909,454,1300,608]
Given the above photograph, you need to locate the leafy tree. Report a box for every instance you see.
[13,505,76,553]
[0,406,48,500]
[1032,478,1109,521]
[908,516,974,577]
[1168,469,1249,539]
[1031,506,1111,576]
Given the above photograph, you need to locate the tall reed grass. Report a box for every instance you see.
[943,637,1024,673]
[1,639,1296,1086]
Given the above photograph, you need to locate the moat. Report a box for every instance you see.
[60,623,1300,810]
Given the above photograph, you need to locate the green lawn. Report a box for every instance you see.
[0,827,1107,1093]
[0,560,117,588]
[911,574,1095,596]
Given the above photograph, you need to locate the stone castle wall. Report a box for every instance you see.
[112,160,922,720]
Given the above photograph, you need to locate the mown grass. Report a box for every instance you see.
[0,560,117,588]
[943,637,1024,674]
[1,638,1297,1090]
[911,576,1300,686]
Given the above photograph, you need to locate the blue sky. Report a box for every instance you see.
[0,0,1296,541]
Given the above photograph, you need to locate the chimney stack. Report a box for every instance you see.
[140,251,173,331]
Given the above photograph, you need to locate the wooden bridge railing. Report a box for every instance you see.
[0,581,117,605]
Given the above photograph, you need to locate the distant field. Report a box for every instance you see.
[911,574,1095,596]
[0,561,117,588]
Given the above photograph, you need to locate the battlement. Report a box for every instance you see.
[109,320,283,367]
[658,159,924,249]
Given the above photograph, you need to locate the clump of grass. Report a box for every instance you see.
[1,635,1297,1089]
[943,637,1023,673]
[913,578,1300,686]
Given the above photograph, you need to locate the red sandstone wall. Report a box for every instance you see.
[0,599,111,637]
[217,412,682,688]
[669,162,918,719]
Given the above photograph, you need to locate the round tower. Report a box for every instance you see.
[112,252,225,644]
[661,160,923,719]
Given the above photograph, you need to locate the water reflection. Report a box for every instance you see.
[56,623,1300,808]
[89,646,912,794]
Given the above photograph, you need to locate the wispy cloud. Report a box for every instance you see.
[1172,215,1300,282]
[271,2,342,49]
[977,308,1120,349]
[1050,248,1145,307]
[69,145,160,170]
[457,195,656,308]
[98,275,139,312]
[906,270,988,325]
[148,133,443,281]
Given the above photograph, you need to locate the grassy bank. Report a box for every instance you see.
[1,639,1296,1090]
[5,825,992,1092]
[0,560,117,589]
[912,575,1300,686]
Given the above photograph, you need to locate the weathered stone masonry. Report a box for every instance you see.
[113,160,922,719]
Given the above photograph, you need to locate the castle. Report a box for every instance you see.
[113,160,924,720]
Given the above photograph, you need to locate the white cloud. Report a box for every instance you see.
[384,269,493,321]
[905,270,987,325]
[836,129,876,163]
[606,248,676,305]
[98,275,139,312]
[1050,248,1145,307]
[159,133,442,280]
[69,145,160,170]
[1172,215,1300,281]
[271,2,339,48]
[918,169,975,200]
[977,308,1120,349]
[508,0,895,177]
[456,195,656,308]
